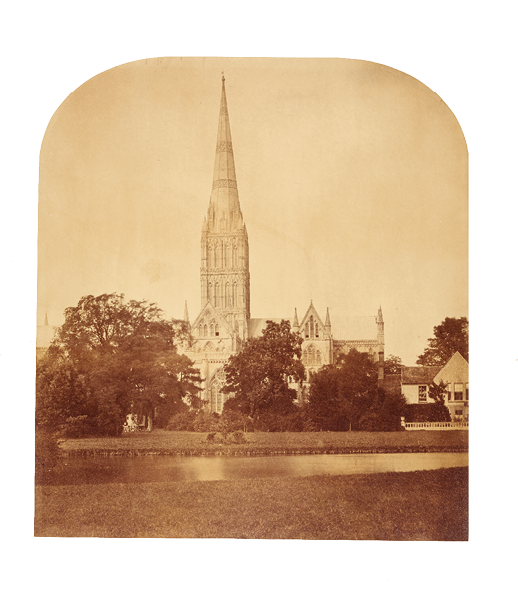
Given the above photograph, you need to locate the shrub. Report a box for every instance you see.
[60,415,93,438]
[220,409,253,433]
[166,412,196,431]
[405,403,451,423]
[228,430,247,444]
[193,412,222,432]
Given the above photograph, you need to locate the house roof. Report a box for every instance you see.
[434,351,469,384]
[401,365,441,385]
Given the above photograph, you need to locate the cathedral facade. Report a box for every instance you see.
[183,77,385,413]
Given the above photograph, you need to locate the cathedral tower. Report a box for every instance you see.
[200,76,250,340]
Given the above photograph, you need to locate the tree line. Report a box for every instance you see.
[37,293,468,442]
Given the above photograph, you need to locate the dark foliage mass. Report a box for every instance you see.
[36,293,202,438]
[416,317,468,366]
[221,320,305,423]
[307,349,406,432]
[405,403,452,423]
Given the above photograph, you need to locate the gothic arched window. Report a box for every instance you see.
[225,283,231,307]
[303,349,308,365]
[315,323,319,338]
[203,324,208,338]
[215,324,220,337]
[233,283,237,308]
[310,316,315,339]
[308,345,316,366]
[210,324,215,337]
[316,350,322,365]
[305,323,310,339]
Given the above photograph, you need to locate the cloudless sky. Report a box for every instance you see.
[38,57,468,365]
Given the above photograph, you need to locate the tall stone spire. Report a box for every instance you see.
[206,74,244,233]
[200,76,250,339]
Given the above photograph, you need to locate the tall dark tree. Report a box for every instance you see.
[416,317,469,366]
[38,293,201,435]
[221,320,305,419]
[308,349,380,431]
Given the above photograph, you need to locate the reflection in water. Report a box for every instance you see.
[47,453,468,486]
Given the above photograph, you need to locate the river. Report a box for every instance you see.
[46,452,468,486]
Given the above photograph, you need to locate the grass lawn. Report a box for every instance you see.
[34,466,468,540]
[60,429,468,456]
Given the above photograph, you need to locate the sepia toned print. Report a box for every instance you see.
[35,57,468,540]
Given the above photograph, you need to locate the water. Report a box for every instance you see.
[46,452,468,486]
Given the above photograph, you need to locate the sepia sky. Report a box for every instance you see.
[38,57,468,365]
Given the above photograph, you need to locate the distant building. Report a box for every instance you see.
[36,314,57,361]
[182,77,384,413]
[434,351,469,419]
[396,351,469,420]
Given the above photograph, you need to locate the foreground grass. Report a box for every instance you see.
[60,429,468,456]
[35,466,468,540]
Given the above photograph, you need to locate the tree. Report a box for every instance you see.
[307,349,380,431]
[38,293,201,435]
[384,354,403,375]
[416,317,468,366]
[221,320,305,419]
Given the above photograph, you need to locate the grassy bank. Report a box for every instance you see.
[60,429,468,456]
[35,466,468,540]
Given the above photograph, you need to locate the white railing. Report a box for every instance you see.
[404,421,469,430]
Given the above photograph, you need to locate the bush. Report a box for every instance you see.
[193,412,222,432]
[204,430,247,444]
[228,430,247,444]
[405,403,451,423]
[166,412,195,431]
[60,415,93,438]
[220,409,253,433]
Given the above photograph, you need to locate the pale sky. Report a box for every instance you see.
[38,57,468,365]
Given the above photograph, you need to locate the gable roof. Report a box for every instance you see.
[401,365,442,385]
[191,301,234,336]
[298,302,326,332]
[434,351,469,384]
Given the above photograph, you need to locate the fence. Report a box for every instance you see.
[404,421,469,431]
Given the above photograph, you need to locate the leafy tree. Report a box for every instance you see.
[416,317,468,366]
[221,320,305,420]
[384,354,403,375]
[428,380,447,405]
[308,349,380,431]
[38,293,201,435]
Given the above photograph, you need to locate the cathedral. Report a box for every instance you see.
[182,76,385,413]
